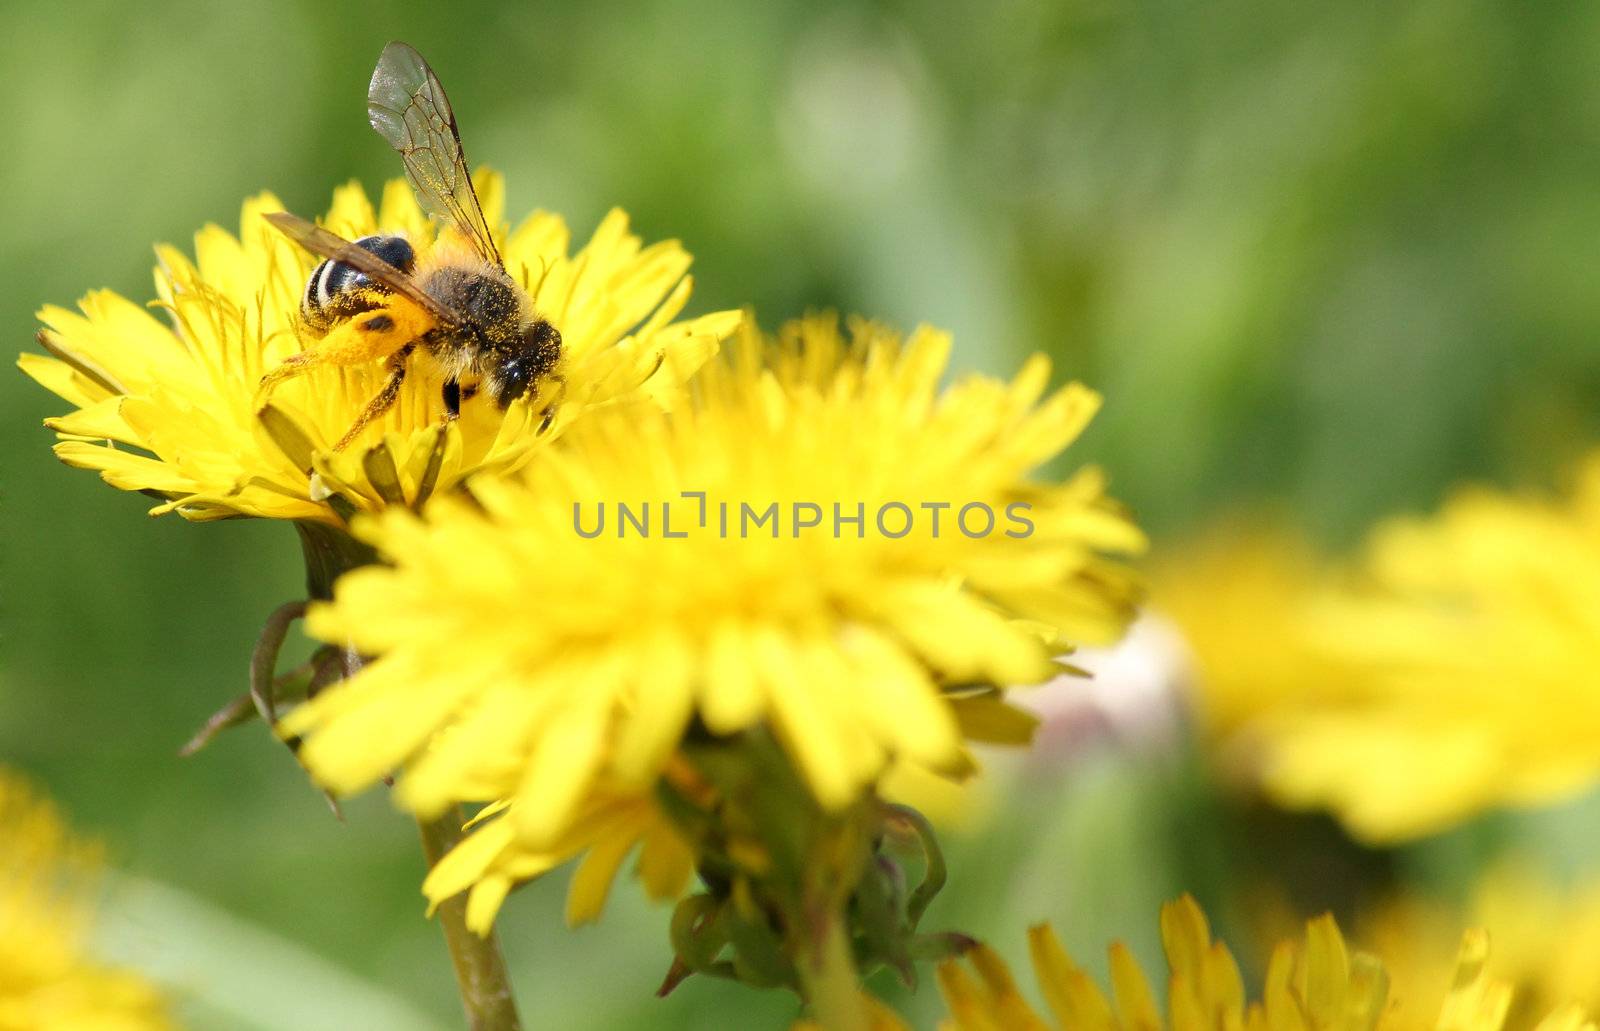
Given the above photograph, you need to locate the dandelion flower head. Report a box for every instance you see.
[23,173,738,525]
[0,769,174,1031]
[1250,455,1600,843]
[284,314,1147,851]
[929,895,1591,1031]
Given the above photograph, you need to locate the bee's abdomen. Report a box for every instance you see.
[301,235,416,334]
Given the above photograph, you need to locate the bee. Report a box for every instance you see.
[258,41,562,451]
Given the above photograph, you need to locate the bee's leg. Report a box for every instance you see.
[256,350,318,401]
[334,343,415,451]
[256,301,427,406]
[442,378,462,421]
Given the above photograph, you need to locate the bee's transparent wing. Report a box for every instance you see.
[264,211,461,325]
[367,42,503,268]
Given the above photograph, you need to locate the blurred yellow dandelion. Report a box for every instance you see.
[1151,519,1355,741]
[0,769,174,1031]
[1251,455,1600,843]
[1153,456,1600,843]
[930,895,1590,1031]
[1357,864,1600,1028]
[22,172,738,525]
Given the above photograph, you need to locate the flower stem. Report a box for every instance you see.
[794,903,868,1031]
[416,808,523,1031]
[287,525,515,1028]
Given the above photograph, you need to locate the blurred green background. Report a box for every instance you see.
[6,0,1600,1027]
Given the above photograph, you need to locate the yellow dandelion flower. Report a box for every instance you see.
[1249,455,1600,843]
[422,786,697,937]
[282,314,1145,850]
[1151,519,1357,741]
[22,172,738,525]
[792,995,916,1031]
[425,751,980,936]
[1357,864,1600,1027]
[0,769,174,1031]
[932,895,1590,1031]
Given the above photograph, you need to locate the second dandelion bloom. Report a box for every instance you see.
[1161,457,1600,844]
[281,314,1146,850]
[1258,455,1600,842]
[0,769,175,1031]
[924,895,1594,1031]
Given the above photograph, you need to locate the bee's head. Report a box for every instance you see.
[489,320,563,408]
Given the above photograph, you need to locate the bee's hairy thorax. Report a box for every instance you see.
[417,263,523,363]
[413,258,563,407]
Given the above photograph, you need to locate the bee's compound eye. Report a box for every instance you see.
[491,360,534,409]
[353,235,415,274]
[489,322,562,409]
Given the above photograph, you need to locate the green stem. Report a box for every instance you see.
[294,519,377,600]
[793,902,868,1031]
[306,555,520,1031]
[416,808,523,1031]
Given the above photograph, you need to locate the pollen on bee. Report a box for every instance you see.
[317,298,433,364]
[258,295,438,405]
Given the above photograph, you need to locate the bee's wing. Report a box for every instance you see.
[264,211,461,326]
[367,42,504,268]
